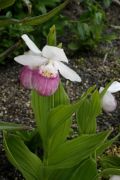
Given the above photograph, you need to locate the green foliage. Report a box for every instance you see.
[100,156,120,178]
[77,89,101,134]
[47,25,56,46]
[96,133,120,156]
[68,0,116,50]
[48,131,109,168]
[69,158,98,180]
[4,132,43,180]
[0,121,31,130]
[101,156,120,169]
[101,0,112,8]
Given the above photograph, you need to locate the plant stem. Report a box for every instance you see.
[0,40,21,60]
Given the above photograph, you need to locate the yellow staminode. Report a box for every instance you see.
[42,70,55,78]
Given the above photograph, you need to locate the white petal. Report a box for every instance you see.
[108,81,120,93]
[54,61,81,82]
[101,91,117,112]
[42,45,68,63]
[14,54,47,67]
[109,175,120,180]
[21,34,41,54]
[99,87,104,93]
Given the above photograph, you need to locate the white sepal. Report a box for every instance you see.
[14,54,47,67]
[21,34,41,54]
[108,81,120,93]
[109,175,120,180]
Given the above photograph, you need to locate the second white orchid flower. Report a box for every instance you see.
[109,175,120,180]
[100,81,120,112]
[14,34,81,96]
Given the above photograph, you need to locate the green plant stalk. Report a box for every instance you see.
[0,40,21,60]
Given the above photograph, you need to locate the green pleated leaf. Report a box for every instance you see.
[48,166,76,180]
[3,132,43,180]
[96,133,120,155]
[77,89,101,134]
[70,158,98,180]
[31,83,70,150]
[96,140,114,156]
[16,129,43,154]
[49,158,98,180]
[47,103,78,153]
[0,0,15,9]
[48,131,109,168]
[47,83,71,153]
[82,85,96,98]
[100,155,120,177]
[47,118,71,156]
[53,82,69,106]
[0,121,31,131]
[47,103,78,137]
[101,156,120,169]
[31,90,54,148]
[101,168,120,177]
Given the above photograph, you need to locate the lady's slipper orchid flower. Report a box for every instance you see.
[109,175,120,180]
[14,34,81,96]
[99,81,120,113]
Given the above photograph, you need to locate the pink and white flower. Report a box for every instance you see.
[100,81,120,112]
[14,34,81,96]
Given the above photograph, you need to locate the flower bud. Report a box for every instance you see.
[101,91,117,113]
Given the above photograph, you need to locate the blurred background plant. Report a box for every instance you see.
[0,0,68,63]
[67,0,115,51]
[0,0,117,63]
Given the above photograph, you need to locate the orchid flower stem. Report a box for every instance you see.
[43,150,49,180]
